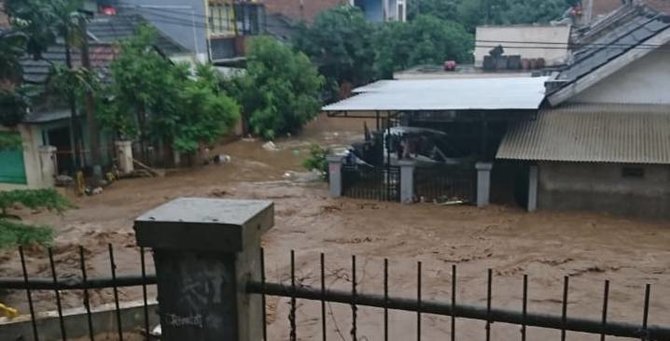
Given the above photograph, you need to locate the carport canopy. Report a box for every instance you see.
[322,77,548,117]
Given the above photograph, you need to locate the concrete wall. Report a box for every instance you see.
[570,43,670,105]
[120,0,208,62]
[474,25,572,67]
[538,162,670,219]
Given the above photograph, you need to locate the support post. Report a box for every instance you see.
[115,141,134,174]
[476,162,493,208]
[38,146,57,188]
[528,164,539,212]
[327,155,343,198]
[398,160,415,204]
[134,198,274,341]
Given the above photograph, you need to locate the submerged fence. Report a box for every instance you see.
[2,247,670,341]
[342,165,401,202]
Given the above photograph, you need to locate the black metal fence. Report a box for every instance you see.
[342,165,400,202]
[248,249,670,341]
[414,165,476,204]
[0,245,156,341]
[3,246,670,341]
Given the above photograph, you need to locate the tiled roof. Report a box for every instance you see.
[497,104,670,164]
[21,43,118,84]
[88,14,188,56]
[555,8,670,88]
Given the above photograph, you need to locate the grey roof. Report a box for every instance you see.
[322,77,548,112]
[21,43,117,84]
[553,9,670,90]
[23,109,71,124]
[88,14,189,56]
[497,104,670,164]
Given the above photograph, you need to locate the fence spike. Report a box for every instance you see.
[351,255,358,341]
[601,280,609,341]
[140,247,150,341]
[522,274,528,341]
[79,246,95,341]
[417,261,422,341]
[19,246,39,341]
[642,283,651,339]
[108,244,123,341]
[321,253,326,341]
[451,264,457,341]
[561,276,569,341]
[48,247,67,341]
[290,250,296,341]
[384,258,389,341]
[261,248,267,341]
[486,268,492,341]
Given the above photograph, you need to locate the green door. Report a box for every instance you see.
[0,133,27,184]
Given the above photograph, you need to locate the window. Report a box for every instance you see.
[208,3,235,36]
[622,167,645,179]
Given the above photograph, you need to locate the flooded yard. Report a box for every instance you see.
[1,115,669,340]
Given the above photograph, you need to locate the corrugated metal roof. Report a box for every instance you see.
[555,9,670,88]
[497,104,670,164]
[323,77,548,112]
[20,44,117,84]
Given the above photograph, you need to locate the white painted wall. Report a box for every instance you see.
[570,43,670,104]
[0,124,54,191]
[475,25,572,67]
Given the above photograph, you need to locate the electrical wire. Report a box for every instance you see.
[110,1,670,51]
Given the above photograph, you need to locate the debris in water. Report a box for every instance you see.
[262,141,279,151]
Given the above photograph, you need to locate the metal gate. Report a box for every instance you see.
[414,165,475,204]
[342,165,400,202]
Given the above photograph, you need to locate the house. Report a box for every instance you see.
[351,0,407,22]
[496,4,670,218]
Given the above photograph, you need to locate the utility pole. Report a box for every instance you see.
[79,14,102,180]
[64,25,81,173]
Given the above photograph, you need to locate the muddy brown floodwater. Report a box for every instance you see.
[1,115,669,340]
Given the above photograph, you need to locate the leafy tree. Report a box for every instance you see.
[5,0,85,60]
[407,0,460,22]
[294,5,374,99]
[101,26,240,155]
[374,16,473,78]
[457,0,568,31]
[0,189,72,248]
[237,36,324,140]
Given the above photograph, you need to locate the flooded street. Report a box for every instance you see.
[2,115,670,340]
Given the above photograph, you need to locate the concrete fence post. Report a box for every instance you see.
[398,160,416,203]
[528,164,539,212]
[134,198,274,341]
[327,155,343,198]
[38,145,57,188]
[115,141,134,174]
[476,162,493,208]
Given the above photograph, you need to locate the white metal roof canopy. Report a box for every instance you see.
[322,77,548,113]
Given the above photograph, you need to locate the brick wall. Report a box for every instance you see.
[264,0,348,21]
[591,0,624,17]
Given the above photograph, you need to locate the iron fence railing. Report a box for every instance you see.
[342,165,401,202]
[248,249,670,341]
[3,246,670,341]
[413,165,476,204]
[0,245,156,341]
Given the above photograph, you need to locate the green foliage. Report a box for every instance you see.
[0,88,30,126]
[0,30,27,81]
[101,26,240,152]
[456,0,568,31]
[0,189,69,248]
[407,0,460,22]
[5,0,85,59]
[238,36,324,140]
[294,6,375,98]
[374,15,473,78]
[302,144,330,179]
[0,131,22,150]
[0,189,72,217]
[0,219,53,248]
